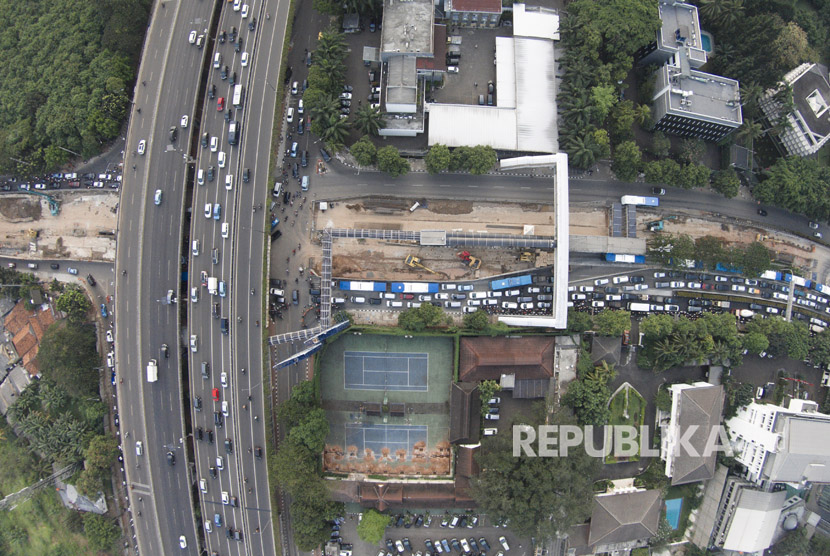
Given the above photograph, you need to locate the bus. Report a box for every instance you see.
[232,84,244,108]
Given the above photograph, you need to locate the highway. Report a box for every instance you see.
[186,0,283,555]
[114,0,214,554]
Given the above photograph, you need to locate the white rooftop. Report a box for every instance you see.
[513,3,559,41]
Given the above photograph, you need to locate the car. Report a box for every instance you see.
[225,174,233,190]
[594,278,609,286]
[214,203,221,220]
[291,142,298,157]
[460,538,471,553]
[179,535,187,549]
[810,221,820,230]
[579,285,595,292]
[180,115,188,128]
[339,92,353,100]
[670,281,685,288]
[154,189,162,205]
[204,203,212,218]
[218,96,226,111]
[137,139,146,155]
[652,187,666,195]
[100,303,108,318]
[758,208,768,217]
[301,150,308,167]
[499,536,509,551]
[218,151,226,168]
[210,136,219,152]
[233,0,241,10]
[291,81,299,95]
[479,538,491,551]
[241,3,249,17]
[298,99,305,114]
[221,400,229,417]
[167,451,175,466]
[815,231,824,239]
[395,540,405,553]
[297,118,305,134]
[441,539,451,552]
[188,30,197,44]
[241,51,249,66]
[320,148,331,162]
[221,222,230,239]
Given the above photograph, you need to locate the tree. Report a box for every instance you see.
[321,113,351,151]
[771,22,816,71]
[694,236,727,270]
[567,309,594,333]
[289,407,330,454]
[772,527,810,556]
[471,409,599,540]
[746,317,809,360]
[83,514,120,553]
[593,309,631,336]
[755,157,830,220]
[655,388,672,412]
[356,510,391,544]
[425,144,451,174]
[611,140,641,181]
[463,309,489,331]
[736,121,763,144]
[36,322,99,398]
[84,435,119,475]
[277,380,317,431]
[590,85,617,123]
[678,138,706,165]
[608,100,636,141]
[739,242,771,278]
[562,380,610,426]
[350,136,377,166]
[649,131,671,158]
[478,380,501,415]
[711,168,740,198]
[55,286,91,323]
[274,440,319,494]
[743,331,769,355]
[313,0,343,15]
[633,104,651,128]
[376,145,410,177]
[466,145,498,175]
[353,105,385,136]
[646,233,695,267]
[398,303,444,331]
[291,483,343,550]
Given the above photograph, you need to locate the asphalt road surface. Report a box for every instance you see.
[114,1,215,554]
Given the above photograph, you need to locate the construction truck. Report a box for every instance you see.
[405,255,437,274]
[519,251,535,263]
[457,251,481,270]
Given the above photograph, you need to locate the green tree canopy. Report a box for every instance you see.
[809,330,830,368]
[746,317,809,360]
[471,409,599,540]
[611,140,641,182]
[36,322,99,398]
[55,286,91,323]
[288,407,330,454]
[277,380,318,431]
[567,308,594,333]
[83,514,120,553]
[754,156,830,220]
[593,309,631,336]
[351,136,377,166]
[743,331,770,355]
[84,435,119,475]
[562,379,610,425]
[462,309,489,331]
[398,303,445,331]
[356,510,391,544]
[376,145,410,177]
[711,168,741,198]
[425,144,451,174]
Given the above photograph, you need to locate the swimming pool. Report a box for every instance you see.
[701,33,713,52]
[665,498,683,529]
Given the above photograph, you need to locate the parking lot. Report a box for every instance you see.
[333,511,532,556]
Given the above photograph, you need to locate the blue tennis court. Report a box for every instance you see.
[344,350,428,391]
[345,423,427,457]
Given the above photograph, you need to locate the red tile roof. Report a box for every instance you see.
[459,336,555,382]
[448,0,502,14]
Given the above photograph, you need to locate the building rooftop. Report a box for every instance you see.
[459,336,554,382]
[671,384,724,485]
[656,0,705,63]
[380,0,434,56]
[449,382,480,444]
[446,0,502,14]
[656,62,743,127]
[386,55,419,106]
[588,490,662,548]
[723,489,786,553]
[513,3,559,41]
[767,415,830,484]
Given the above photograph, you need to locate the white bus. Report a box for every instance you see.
[232,84,244,108]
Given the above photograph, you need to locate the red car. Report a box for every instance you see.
[201,270,208,287]
[217,97,225,111]
[212,388,220,401]
[400,293,414,300]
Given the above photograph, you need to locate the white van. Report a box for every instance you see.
[135,441,143,456]
[273,181,282,197]
[332,297,346,304]
[287,107,295,123]
[350,296,366,304]
[197,168,204,185]
[501,301,518,309]
[387,300,403,307]
[213,52,222,68]
[382,293,397,300]
[469,292,488,299]
[445,301,462,308]
[192,239,200,256]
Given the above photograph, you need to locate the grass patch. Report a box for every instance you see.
[604,385,646,464]
[664,483,703,540]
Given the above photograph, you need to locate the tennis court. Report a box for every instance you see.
[345,423,427,458]
[344,351,428,391]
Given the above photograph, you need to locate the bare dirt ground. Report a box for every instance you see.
[0,194,118,261]
[311,199,556,281]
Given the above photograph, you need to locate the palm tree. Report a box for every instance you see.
[564,134,598,169]
[736,121,764,144]
[718,0,745,29]
[322,114,351,151]
[316,58,347,84]
[317,30,346,60]
[698,0,726,25]
[633,104,651,128]
[309,94,340,124]
[353,105,386,136]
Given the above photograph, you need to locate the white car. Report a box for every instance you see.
[154,189,162,205]
[190,335,198,352]
[241,3,249,18]
[191,287,199,303]
[578,286,594,292]
[218,151,226,168]
[298,99,304,114]
[653,272,666,278]
[180,115,188,128]
[418,294,432,301]
[594,278,609,286]
[670,281,685,288]
[106,330,114,343]
[179,536,187,549]
[188,30,197,44]
[714,275,728,282]
[204,203,212,218]
[221,371,228,387]
[339,92,352,100]
[687,282,702,289]
[225,174,233,190]
[216,455,224,469]
[233,0,241,11]
[460,539,471,553]
[107,352,114,368]
[499,536,509,551]
[137,139,146,155]
[199,479,207,493]
[435,293,450,300]
[221,222,229,239]
[210,136,218,152]
[221,400,229,416]
[241,52,249,66]
[447,65,459,73]
[222,491,230,505]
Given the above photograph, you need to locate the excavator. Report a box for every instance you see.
[404,254,438,274]
[456,251,481,270]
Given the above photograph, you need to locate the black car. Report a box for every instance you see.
[248,17,256,31]
[254,445,263,459]
[283,190,290,203]
[369,297,382,305]
[685,273,699,280]
[213,302,220,318]
[208,84,216,99]
[193,396,202,411]
[343,85,354,92]
[161,343,169,358]
[224,438,233,453]
[235,38,242,53]
[297,118,304,134]
[86,274,96,286]
[425,540,435,553]
[292,162,299,179]
[386,539,395,552]
[209,466,217,478]
[225,108,233,121]
[715,283,729,291]
[207,166,215,182]
[403,538,412,551]
[340,108,350,116]
[207,429,214,444]
[196,427,203,441]
[243,168,250,183]
[214,411,223,427]
[230,26,237,42]
[630,276,645,284]
[166,451,175,466]
[50,263,59,269]
[201,132,209,148]
[320,148,331,162]
[758,208,768,216]
[229,71,236,86]
[301,150,308,168]
[219,30,226,43]
[220,65,228,80]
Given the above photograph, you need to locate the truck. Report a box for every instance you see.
[628,302,651,312]
[208,277,218,295]
[146,359,158,383]
[390,282,440,294]
[621,195,659,207]
[232,84,244,108]
[732,309,754,318]
[228,121,240,145]
[714,301,731,309]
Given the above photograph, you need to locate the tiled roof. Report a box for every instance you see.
[459,336,554,382]
[588,490,662,547]
[446,0,502,14]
